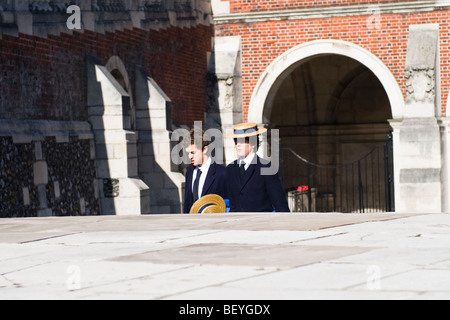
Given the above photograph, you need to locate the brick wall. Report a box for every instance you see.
[215,10,450,120]
[226,0,429,13]
[0,25,213,125]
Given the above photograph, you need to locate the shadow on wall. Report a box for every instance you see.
[88,55,176,215]
[134,65,185,214]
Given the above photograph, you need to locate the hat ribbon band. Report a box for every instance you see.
[234,126,258,135]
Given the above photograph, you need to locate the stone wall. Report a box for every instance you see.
[44,137,99,216]
[0,121,98,217]
[0,138,36,217]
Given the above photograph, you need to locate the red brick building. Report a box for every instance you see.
[210,0,450,213]
[213,0,449,120]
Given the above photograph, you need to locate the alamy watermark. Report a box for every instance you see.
[366,5,382,31]
[66,5,81,30]
[366,265,381,290]
[66,265,81,290]
[63,4,384,32]
[171,122,280,176]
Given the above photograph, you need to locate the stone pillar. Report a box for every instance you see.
[87,58,150,215]
[135,66,185,213]
[391,118,442,213]
[33,142,52,217]
[211,0,230,15]
[391,24,442,213]
[439,118,450,213]
[11,0,32,36]
[206,36,243,165]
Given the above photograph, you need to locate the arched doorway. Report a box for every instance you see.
[249,40,404,123]
[250,41,402,212]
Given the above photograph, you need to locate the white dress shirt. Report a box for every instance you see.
[239,152,256,171]
[192,156,212,197]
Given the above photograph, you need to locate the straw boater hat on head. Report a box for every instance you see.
[224,123,268,139]
[189,194,227,214]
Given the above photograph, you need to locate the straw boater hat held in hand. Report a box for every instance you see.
[224,123,268,139]
[189,194,227,214]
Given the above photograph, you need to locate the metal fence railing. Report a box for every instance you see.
[282,135,395,213]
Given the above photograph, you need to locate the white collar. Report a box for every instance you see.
[239,152,256,168]
[197,156,212,172]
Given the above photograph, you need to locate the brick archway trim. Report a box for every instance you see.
[248,39,404,124]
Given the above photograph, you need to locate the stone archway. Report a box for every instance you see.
[248,39,404,124]
[249,40,403,212]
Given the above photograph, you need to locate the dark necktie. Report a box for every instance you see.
[193,169,202,202]
[239,161,246,177]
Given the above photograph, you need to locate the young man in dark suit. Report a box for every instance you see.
[225,123,290,213]
[183,128,227,213]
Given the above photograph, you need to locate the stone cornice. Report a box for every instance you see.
[0,0,212,38]
[0,119,94,142]
[213,1,450,24]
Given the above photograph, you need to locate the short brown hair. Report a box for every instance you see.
[186,128,210,151]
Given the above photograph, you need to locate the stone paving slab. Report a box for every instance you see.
[110,243,370,268]
[1,212,450,300]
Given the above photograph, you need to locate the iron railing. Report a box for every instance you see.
[282,135,394,213]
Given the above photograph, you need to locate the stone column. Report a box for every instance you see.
[391,24,442,213]
[439,118,450,213]
[33,141,53,217]
[11,0,32,36]
[206,36,243,165]
[135,66,185,213]
[87,57,150,215]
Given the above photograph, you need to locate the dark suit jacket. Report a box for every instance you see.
[226,156,290,213]
[184,161,228,213]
